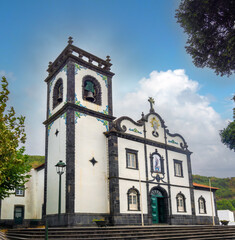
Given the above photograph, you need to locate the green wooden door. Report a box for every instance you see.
[14,206,24,224]
[151,195,159,224]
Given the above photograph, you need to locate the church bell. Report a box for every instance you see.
[86,91,95,102]
[57,92,63,103]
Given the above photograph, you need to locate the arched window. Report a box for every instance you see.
[53,78,63,109]
[198,196,206,214]
[127,187,140,211]
[176,192,186,212]
[82,76,101,105]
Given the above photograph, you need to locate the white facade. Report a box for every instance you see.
[0,166,44,222]
[218,210,235,222]
[0,40,219,226]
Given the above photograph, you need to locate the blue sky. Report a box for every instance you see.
[1,0,234,177]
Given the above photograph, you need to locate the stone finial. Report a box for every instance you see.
[106,55,111,63]
[148,97,155,113]
[48,61,52,68]
[68,36,73,45]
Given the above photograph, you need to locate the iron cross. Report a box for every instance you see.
[148,97,155,112]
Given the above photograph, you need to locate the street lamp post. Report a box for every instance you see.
[55,160,66,219]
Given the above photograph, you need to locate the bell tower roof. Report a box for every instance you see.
[45,36,115,82]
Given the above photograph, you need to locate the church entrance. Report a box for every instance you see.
[150,188,167,224]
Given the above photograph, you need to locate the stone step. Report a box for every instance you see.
[7,226,235,240]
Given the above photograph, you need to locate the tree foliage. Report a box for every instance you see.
[0,76,31,199]
[176,0,235,76]
[220,120,235,151]
[220,95,235,151]
[217,199,235,211]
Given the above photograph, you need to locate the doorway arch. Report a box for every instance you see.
[150,186,168,224]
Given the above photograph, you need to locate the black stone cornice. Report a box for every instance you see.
[113,116,144,132]
[45,44,115,83]
[104,129,189,154]
[43,102,116,125]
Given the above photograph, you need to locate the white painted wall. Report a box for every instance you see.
[1,167,44,220]
[168,151,189,187]
[48,65,67,117]
[218,210,234,222]
[74,114,109,213]
[46,116,66,215]
[145,114,165,143]
[118,138,146,180]
[119,179,147,214]
[194,189,216,217]
[171,186,192,215]
[74,66,108,114]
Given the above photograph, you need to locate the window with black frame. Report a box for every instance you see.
[127,187,140,211]
[174,159,183,177]
[198,196,206,214]
[176,192,186,212]
[126,148,138,170]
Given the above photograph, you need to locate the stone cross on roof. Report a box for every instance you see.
[148,97,155,113]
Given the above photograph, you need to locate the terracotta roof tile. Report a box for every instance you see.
[193,182,219,190]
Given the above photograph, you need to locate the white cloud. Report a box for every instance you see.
[114,69,234,178]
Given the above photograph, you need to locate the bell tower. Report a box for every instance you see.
[43,37,115,226]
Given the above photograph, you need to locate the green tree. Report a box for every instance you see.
[0,76,31,199]
[220,95,235,151]
[217,199,235,211]
[175,0,235,77]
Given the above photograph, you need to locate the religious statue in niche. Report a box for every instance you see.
[150,150,165,183]
[153,154,161,173]
[150,117,160,137]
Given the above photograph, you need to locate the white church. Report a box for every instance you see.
[0,38,219,227]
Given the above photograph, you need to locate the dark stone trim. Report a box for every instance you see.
[125,148,138,170]
[65,62,75,214]
[143,122,151,225]
[164,126,172,224]
[187,153,196,215]
[108,135,120,225]
[107,76,113,117]
[113,176,194,190]
[113,116,144,133]
[213,192,218,217]
[127,187,140,211]
[82,75,102,105]
[44,102,115,126]
[0,219,44,228]
[45,45,114,83]
[198,196,207,214]
[105,130,189,154]
[171,215,219,225]
[43,125,48,217]
[166,129,188,150]
[112,213,149,226]
[43,213,110,227]
[173,159,184,178]
[52,78,63,109]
